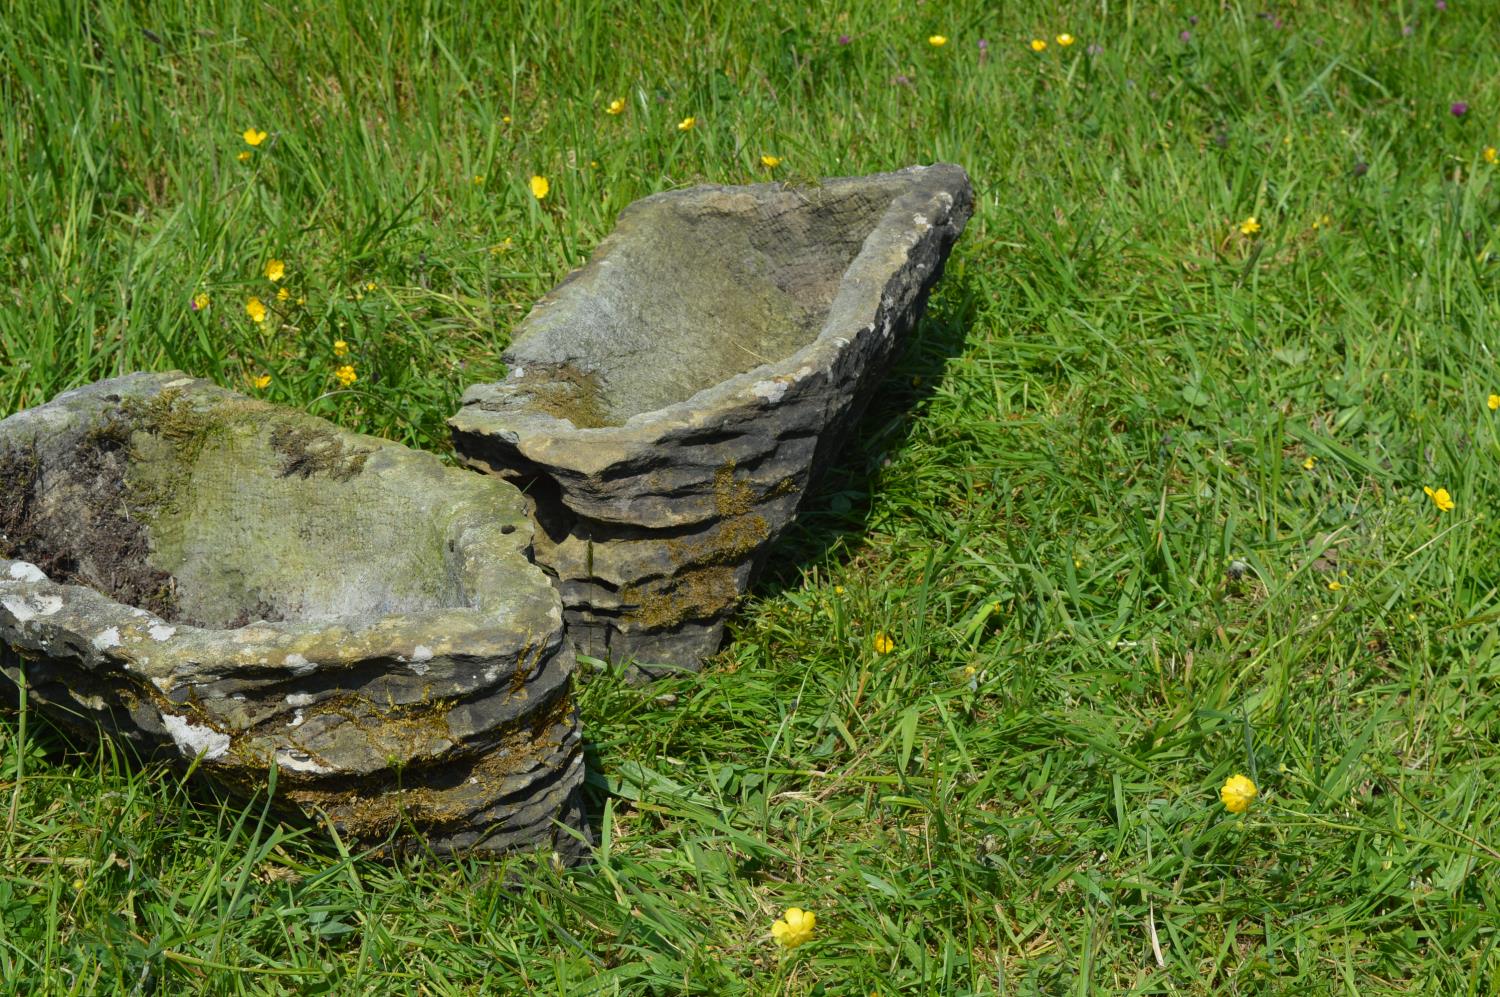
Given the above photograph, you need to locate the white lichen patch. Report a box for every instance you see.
[2,594,63,622]
[7,562,46,583]
[752,379,789,403]
[91,627,122,651]
[409,645,434,674]
[274,747,334,774]
[287,709,305,728]
[285,692,316,707]
[161,713,230,760]
[148,625,177,642]
[284,653,316,676]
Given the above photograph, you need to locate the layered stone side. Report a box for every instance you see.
[0,373,585,857]
[450,164,974,675]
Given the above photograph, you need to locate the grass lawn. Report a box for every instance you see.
[5,0,1500,992]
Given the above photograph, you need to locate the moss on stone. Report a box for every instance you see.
[268,421,371,481]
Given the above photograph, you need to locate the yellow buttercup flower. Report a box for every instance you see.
[873,632,894,655]
[1423,486,1455,512]
[1220,774,1257,813]
[678,116,696,131]
[833,585,845,595]
[245,297,268,323]
[242,128,267,147]
[606,98,626,115]
[529,175,550,200]
[1327,580,1343,591]
[276,287,290,301]
[1302,455,1316,470]
[191,292,210,311]
[264,258,285,282]
[1488,394,1500,411]
[760,154,781,168]
[334,365,358,387]
[928,35,947,47]
[1030,38,1047,52]
[365,281,377,291]
[334,339,349,357]
[252,374,272,389]
[1239,216,1261,235]
[1486,147,1498,165]
[237,150,252,163]
[770,907,816,949]
[1056,33,1075,46]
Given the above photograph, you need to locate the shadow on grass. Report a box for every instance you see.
[746,259,983,603]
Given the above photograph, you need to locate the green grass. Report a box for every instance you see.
[5,0,1500,991]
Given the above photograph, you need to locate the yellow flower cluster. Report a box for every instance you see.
[240,128,267,164]
[771,907,816,949]
[1220,774,1257,813]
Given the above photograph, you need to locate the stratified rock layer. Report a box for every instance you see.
[450,164,974,675]
[0,373,584,857]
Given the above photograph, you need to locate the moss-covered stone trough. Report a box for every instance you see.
[450,164,974,675]
[0,373,584,858]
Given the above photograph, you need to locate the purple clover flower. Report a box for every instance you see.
[837,33,851,45]
[1452,101,1469,117]
[1180,30,1192,42]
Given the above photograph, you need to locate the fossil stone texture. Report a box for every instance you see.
[450,164,974,676]
[0,372,584,858]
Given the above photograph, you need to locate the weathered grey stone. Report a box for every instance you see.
[0,372,585,858]
[450,164,974,675]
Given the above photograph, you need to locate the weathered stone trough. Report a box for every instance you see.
[450,164,974,674]
[0,373,584,857]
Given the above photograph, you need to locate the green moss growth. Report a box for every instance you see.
[620,460,772,630]
[512,362,609,429]
[268,421,371,481]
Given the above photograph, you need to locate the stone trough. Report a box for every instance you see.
[450,164,974,674]
[0,373,584,857]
